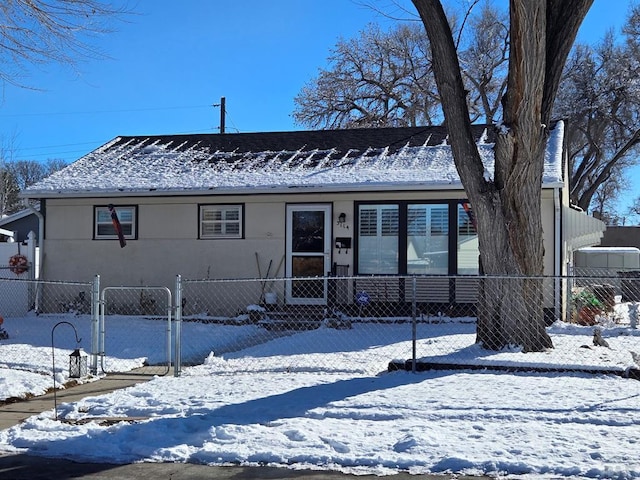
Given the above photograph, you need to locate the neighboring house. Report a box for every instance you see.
[0,204,40,244]
[21,121,604,311]
[599,226,640,250]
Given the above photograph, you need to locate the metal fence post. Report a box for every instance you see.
[629,302,638,329]
[174,274,182,377]
[411,276,417,373]
[90,274,100,375]
[566,263,574,323]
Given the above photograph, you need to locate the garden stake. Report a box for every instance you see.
[260,259,273,304]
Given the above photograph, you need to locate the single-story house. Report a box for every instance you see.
[21,121,605,312]
[0,204,40,244]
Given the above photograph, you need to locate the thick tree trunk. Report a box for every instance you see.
[480,1,551,348]
[413,0,591,351]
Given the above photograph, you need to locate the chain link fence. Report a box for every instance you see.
[0,277,92,317]
[0,277,95,380]
[2,271,638,379]
[177,273,639,377]
[0,277,171,377]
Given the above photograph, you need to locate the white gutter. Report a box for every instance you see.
[21,182,567,200]
[554,187,562,277]
[554,187,562,321]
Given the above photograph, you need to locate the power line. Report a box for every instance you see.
[14,148,100,159]
[11,126,221,160]
[0,104,212,118]
[16,141,107,152]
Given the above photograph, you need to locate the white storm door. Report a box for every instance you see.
[285,204,332,304]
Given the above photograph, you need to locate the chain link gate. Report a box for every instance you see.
[97,285,173,376]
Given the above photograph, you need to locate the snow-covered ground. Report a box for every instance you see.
[0,309,639,479]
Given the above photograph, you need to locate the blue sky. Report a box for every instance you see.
[0,0,636,214]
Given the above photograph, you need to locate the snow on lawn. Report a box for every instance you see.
[0,309,639,479]
[0,313,270,400]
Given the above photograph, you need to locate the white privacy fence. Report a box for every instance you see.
[0,272,638,379]
[0,232,38,317]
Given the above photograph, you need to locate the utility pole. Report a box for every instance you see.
[219,97,226,134]
[213,97,226,134]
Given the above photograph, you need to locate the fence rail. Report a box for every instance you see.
[0,271,638,378]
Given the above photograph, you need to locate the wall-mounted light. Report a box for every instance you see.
[337,212,347,227]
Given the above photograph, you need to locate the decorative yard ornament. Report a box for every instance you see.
[8,254,28,275]
[355,291,370,306]
[108,204,127,248]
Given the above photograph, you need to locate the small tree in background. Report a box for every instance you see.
[0,158,67,216]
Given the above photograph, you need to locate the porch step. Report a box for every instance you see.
[258,306,328,331]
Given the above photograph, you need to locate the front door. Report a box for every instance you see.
[286,204,332,304]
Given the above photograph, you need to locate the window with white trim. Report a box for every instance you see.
[407,204,449,274]
[358,204,399,274]
[200,204,243,239]
[457,203,479,274]
[94,206,136,240]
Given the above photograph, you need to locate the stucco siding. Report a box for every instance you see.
[42,189,560,290]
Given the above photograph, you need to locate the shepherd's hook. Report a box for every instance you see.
[51,321,82,421]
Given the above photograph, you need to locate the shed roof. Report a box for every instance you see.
[22,123,565,198]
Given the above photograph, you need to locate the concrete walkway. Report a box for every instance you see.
[0,370,489,480]
[0,368,159,430]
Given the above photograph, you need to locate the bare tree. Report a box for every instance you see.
[0,135,18,215]
[293,23,439,129]
[0,0,131,87]
[458,1,509,124]
[294,3,509,129]
[7,158,67,191]
[412,0,592,352]
[0,169,19,216]
[0,138,67,214]
[589,171,627,225]
[628,196,640,224]
[555,5,640,214]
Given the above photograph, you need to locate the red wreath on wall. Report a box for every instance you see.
[8,254,28,275]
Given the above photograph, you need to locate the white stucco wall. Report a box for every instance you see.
[41,188,559,290]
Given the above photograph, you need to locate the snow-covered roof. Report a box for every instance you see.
[22,122,565,198]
